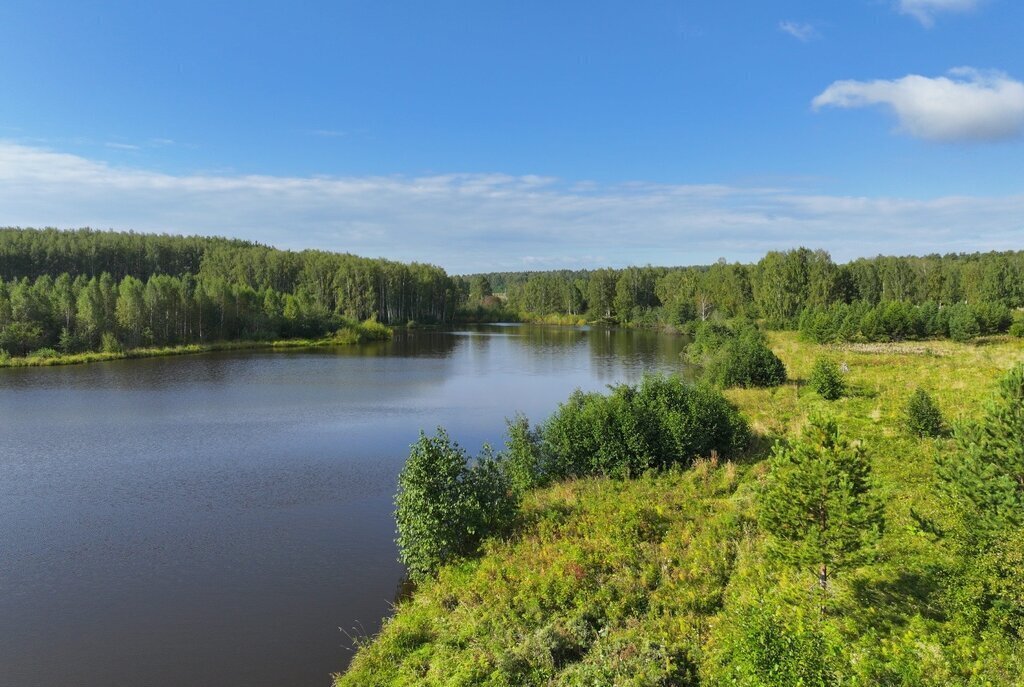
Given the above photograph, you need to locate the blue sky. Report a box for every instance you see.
[1,0,1023,272]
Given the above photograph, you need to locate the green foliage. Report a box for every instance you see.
[705,594,841,686]
[538,375,749,481]
[340,466,742,686]
[689,320,787,388]
[395,430,519,580]
[501,415,546,493]
[1010,312,1024,337]
[940,364,1024,532]
[904,388,945,438]
[759,417,883,595]
[100,331,123,354]
[947,304,981,342]
[808,357,845,400]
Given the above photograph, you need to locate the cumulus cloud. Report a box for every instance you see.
[0,141,1022,272]
[778,21,819,42]
[898,0,983,26]
[813,68,1024,142]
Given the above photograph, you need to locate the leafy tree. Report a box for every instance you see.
[904,388,945,438]
[395,430,518,580]
[759,417,883,599]
[808,357,845,400]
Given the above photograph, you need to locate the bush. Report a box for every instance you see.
[395,430,518,580]
[101,332,124,353]
[27,347,59,359]
[808,357,845,400]
[705,595,841,687]
[539,375,749,481]
[1010,313,1024,338]
[690,320,787,388]
[904,388,945,437]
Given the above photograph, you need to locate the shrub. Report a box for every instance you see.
[706,595,841,687]
[101,332,124,353]
[690,320,787,388]
[1010,313,1024,338]
[501,415,546,492]
[395,430,518,580]
[808,357,845,400]
[904,388,945,438]
[540,375,749,481]
[27,347,59,359]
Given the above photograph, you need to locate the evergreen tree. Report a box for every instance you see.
[904,388,945,438]
[759,417,883,602]
[808,357,846,400]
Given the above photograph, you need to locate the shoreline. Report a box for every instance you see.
[0,334,390,370]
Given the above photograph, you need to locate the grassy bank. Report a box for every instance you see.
[0,319,392,369]
[336,332,1024,685]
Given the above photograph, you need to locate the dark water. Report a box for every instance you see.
[0,325,688,687]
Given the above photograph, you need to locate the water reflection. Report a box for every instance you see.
[0,324,688,687]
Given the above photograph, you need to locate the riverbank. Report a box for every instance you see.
[336,332,1024,686]
[0,320,392,369]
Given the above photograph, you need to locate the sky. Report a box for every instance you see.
[1,0,1023,273]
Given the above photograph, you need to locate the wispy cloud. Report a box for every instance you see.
[778,21,819,42]
[0,141,1022,273]
[897,0,983,27]
[104,142,141,151]
[813,68,1024,142]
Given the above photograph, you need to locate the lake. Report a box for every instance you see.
[0,325,689,687]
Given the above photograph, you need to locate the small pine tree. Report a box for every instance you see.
[808,356,845,400]
[947,304,980,343]
[904,388,944,437]
[759,417,883,604]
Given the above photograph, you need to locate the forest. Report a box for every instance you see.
[0,227,459,359]
[3,228,1023,362]
[466,248,1024,340]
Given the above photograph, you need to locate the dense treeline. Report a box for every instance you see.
[465,248,1024,336]
[0,228,461,357]
[799,299,1023,343]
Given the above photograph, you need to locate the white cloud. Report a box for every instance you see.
[813,68,1024,142]
[778,21,819,42]
[0,141,1022,273]
[898,0,983,26]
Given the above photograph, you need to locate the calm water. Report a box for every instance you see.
[0,325,688,687]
